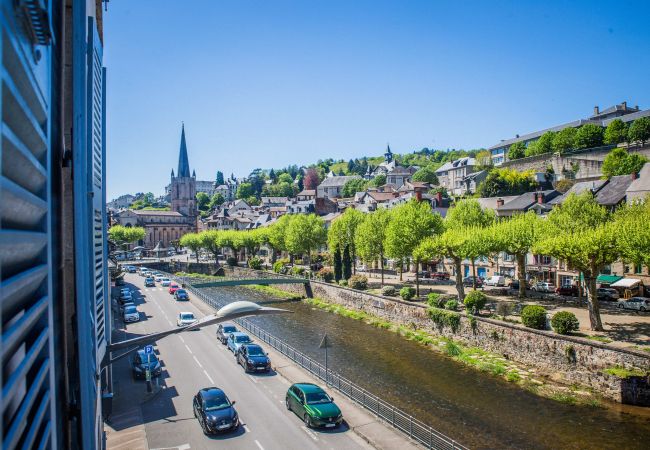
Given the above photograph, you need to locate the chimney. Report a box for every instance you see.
[496,197,504,207]
[537,192,544,204]
[622,101,627,109]
[593,105,599,115]
[415,190,422,202]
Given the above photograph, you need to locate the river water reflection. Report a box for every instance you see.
[203,286,650,449]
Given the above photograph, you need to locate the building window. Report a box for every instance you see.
[601,265,612,275]
[534,254,552,265]
[635,264,643,274]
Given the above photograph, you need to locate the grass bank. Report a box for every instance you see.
[304,297,604,407]
[241,284,304,300]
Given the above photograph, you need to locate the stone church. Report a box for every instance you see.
[117,125,198,248]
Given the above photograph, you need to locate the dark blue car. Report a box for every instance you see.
[236,344,271,372]
[193,387,239,434]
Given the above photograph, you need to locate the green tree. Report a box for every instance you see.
[628,117,650,145]
[108,225,146,251]
[236,182,254,199]
[445,199,495,230]
[219,230,243,262]
[327,208,364,273]
[333,246,343,281]
[477,168,537,198]
[355,209,392,285]
[602,148,649,178]
[411,165,439,184]
[342,245,352,280]
[508,142,526,160]
[196,192,210,211]
[285,214,327,265]
[341,178,368,197]
[385,199,444,295]
[537,192,612,330]
[179,232,202,262]
[216,171,224,185]
[614,199,650,268]
[267,214,294,261]
[414,229,468,300]
[575,124,604,149]
[552,127,578,154]
[370,174,386,187]
[208,193,225,209]
[277,172,293,184]
[199,230,222,263]
[604,119,629,145]
[526,131,555,157]
[494,212,542,298]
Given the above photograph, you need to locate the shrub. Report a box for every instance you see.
[226,257,238,267]
[318,267,334,282]
[381,285,397,296]
[444,300,459,310]
[428,308,461,333]
[521,305,548,330]
[338,280,348,287]
[426,292,440,307]
[400,286,416,300]
[248,256,263,270]
[272,258,290,273]
[292,266,305,276]
[463,291,487,314]
[551,311,579,335]
[348,275,368,290]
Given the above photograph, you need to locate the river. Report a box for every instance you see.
[201,286,650,449]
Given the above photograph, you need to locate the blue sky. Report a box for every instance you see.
[104,0,650,199]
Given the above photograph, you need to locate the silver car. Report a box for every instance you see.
[617,297,649,312]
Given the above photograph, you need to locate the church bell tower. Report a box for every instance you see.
[170,124,197,216]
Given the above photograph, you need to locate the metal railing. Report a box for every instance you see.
[173,275,467,450]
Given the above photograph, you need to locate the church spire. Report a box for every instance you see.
[177,123,191,178]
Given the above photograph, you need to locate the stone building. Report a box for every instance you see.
[116,125,198,247]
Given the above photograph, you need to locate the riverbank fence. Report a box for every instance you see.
[174,274,468,450]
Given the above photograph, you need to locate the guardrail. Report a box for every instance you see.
[174,275,467,450]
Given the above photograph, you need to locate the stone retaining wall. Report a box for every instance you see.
[229,267,650,405]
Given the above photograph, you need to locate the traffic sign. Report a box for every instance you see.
[318,334,331,349]
[144,345,153,354]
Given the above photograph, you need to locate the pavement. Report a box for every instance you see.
[105,273,421,450]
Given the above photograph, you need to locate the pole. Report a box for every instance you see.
[146,353,152,393]
[325,345,328,386]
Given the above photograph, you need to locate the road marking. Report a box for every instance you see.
[254,440,265,450]
[244,425,251,433]
[301,426,319,441]
[178,336,185,343]
[193,355,203,368]
[151,445,190,450]
[248,375,258,384]
[184,344,192,354]
[203,370,214,384]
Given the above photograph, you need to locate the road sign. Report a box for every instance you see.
[318,334,331,349]
[144,345,153,354]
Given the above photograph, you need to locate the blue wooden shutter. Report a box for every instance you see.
[0,0,55,449]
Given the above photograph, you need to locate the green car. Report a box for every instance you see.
[285,383,343,428]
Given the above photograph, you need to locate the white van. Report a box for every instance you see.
[485,275,506,287]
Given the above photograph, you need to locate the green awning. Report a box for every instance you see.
[596,274,623,284]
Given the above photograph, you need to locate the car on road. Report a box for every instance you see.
[236,344,271,372]
[216,323,238,344]
[161,278,171,287]
[532,282,555,293]
[174,289,190,301]
[144,277,155,287]
[177,312,197,327]
[122,305,140,322]
[226,332,252,354]
[126,265,137,273]
[131,349,161,379]
[417,271,431,279]
[431,272,450,280]
[555,285,579,296]
[193,387,239,434]
[119,289,133,302]
[154,275,164,282]
[138,267,149,275]
[463,276,483,288]
[285,383,342,429]
[617,297,649,312]
[597,287,620,301]
[168,283,180,294]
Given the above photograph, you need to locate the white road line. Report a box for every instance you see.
[255,440,265,450]
[301,426,319,441]
[193,355,203,368]
[248,375,258,384]
[244,425,251,433]
[185,344,193,354]
[203,370,214,384]
[178,336,185,343]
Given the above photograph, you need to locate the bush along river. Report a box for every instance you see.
[199,285,650,450]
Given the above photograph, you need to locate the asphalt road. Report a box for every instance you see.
[119,273,372,450]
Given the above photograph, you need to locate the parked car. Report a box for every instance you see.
[236,344,271,373]
[144,277,155,287]
[285,383,343,429]
[417,271,431,279]
[216,323,238,344]
[174,289,190,301]
[226,332,252,354]
[597,287,620,301]
[463,276,483,288]
[119,300,135,312]
[431,272,450,280]
[131,349,161,379]
[555,285,579,296]
[168,283,180,294]
[154,275,164,282]
[138,267,149,275]
[119,289,133,301]
[193,387,239,434]
[177,312,197,327]
[122,305,140,323]
[485,275,506,287]
[161,278,171,287]
[617,297,649,312]
[532,282,555,293]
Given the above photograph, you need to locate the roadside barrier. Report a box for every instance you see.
[174,275,467,450]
